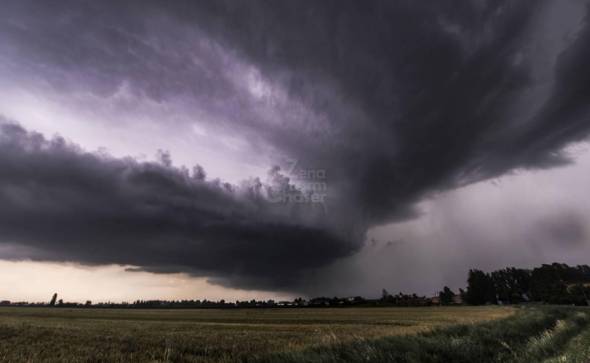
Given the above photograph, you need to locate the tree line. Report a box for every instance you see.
[2,262,589,308]
[461,263,590,306]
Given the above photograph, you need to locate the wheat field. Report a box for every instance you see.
[0,306,514,362]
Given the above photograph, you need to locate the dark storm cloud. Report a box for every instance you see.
[1,0,590,291]
[0,122,352,290]
[114,0,590,223]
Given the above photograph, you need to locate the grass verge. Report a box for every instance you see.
[255,307,590,363]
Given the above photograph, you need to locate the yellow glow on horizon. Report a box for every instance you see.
[0,261,294,303]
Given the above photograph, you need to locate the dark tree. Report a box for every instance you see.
[491,268,531,304]
[568,284,590,306]
[531,263,574,304]
[438,286,456,305]
[465,269,496,305]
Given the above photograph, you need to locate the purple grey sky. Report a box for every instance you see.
[1,0,590,301]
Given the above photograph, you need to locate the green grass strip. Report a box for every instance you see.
[253,307,590,363]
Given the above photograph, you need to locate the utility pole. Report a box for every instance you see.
[49,293,57,306]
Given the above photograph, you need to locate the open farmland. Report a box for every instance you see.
[0,306,513,362]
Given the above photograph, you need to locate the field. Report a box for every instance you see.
[0,306,512,362]
[1,306,589,363]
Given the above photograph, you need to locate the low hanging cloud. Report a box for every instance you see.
[0,122,353,290]
[1,0,590,292]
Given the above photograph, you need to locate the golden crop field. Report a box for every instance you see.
[0,306,514,362]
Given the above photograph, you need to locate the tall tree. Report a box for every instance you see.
[491,268,531,304]
[530,264,570,304]
[465,269,496,305]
